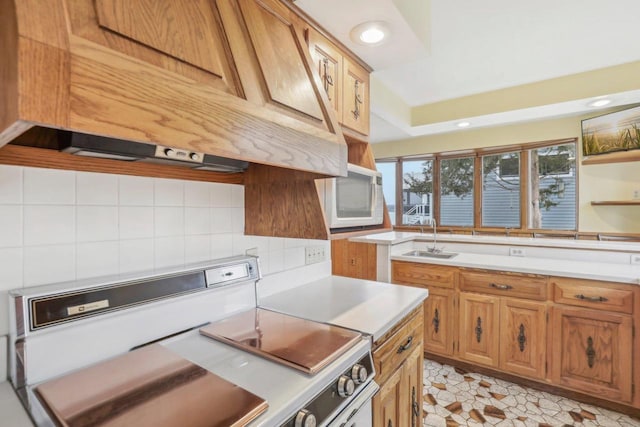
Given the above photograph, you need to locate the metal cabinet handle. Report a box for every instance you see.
[321,58,334,99]
[517,323,526,352]
[475,317,483,343]
[351,80,362,119]
[411,386,419,427]
[575,294,608,302]
[490,283,513,290]
[586,336,596,368]
[432,308,440,333]
[397,336,414,354]
[387,420,393,427]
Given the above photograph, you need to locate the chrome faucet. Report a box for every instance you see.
[426,218,441,253]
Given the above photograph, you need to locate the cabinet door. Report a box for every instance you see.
[459,293,500,367]
[373,366,403,427]
[424,288,456,356]
[550,306,633,402]
[500,299,546,379]
[307,28,343,122]
[331,240,377,280]
[402,346,424,427]
[69,0,239,95]
[237,0,332,128]
[342,57,370,135]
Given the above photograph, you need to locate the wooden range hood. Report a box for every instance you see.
[0,0,347,178]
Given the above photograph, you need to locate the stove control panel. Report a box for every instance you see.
[281,352,374,427]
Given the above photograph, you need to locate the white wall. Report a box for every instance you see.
[0,165,331,379]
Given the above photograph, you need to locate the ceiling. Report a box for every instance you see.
[295,0,640,143]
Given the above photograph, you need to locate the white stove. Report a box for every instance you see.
[8,256,377,427]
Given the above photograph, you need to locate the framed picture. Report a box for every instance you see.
[581,105,640,157]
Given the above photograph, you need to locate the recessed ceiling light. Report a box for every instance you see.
[350,21,390,46]
[457,121,471,128]
[588,98,612,107]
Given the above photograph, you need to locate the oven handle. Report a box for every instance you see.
[330,381,379,426]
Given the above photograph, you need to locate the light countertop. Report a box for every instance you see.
[0,382,32,427]
[259,275,428,341]
[391,250,640,285]
[350,231,640,253]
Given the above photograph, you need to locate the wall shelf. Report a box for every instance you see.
[590,200,640,206]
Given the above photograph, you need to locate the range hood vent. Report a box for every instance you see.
[61,133,248,173]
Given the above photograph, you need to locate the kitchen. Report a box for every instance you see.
[0,0,639,426]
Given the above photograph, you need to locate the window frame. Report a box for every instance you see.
[376,138,578,233]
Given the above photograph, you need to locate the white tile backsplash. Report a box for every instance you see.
[77,172,118,205]
[24,244,76,286]
[23,168,75,204]
[24,205,75,246]
[155,236,185,267]
[0,205,22,248]
[77,241,119,279]
[184,181,211,207]
[154,179,184,206]
[185,235,211,263]
[118,175,154,206]
[154,207,184,237]
[119,239,154,273]
[0,165,333,382]
[77,206,118,242]
[185,207,211,235]
[119,206,154,239]
[0,165,22,204]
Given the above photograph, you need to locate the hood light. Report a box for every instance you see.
[457,121,471,128]
[588,98,612,108]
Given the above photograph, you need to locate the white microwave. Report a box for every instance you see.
[322,163,384,230]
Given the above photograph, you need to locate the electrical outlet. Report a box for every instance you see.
[631,254,640,265]
[633,189,640,200]
[509,247,525,257]
[305,246,326,264]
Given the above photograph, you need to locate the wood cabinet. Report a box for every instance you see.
[387,260,640,411]
[459,292,500,367]
[331,240,377,280]
[550,277,636,403]
[550,306,633,402]
[1,0,347,176]
[306,28,370,136]
[372,308,424,427]
[392,261,456,356]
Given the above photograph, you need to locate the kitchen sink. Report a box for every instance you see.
[402,250,458,259]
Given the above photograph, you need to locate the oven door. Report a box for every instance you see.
[326,381,379,427]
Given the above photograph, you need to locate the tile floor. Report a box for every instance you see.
[422,359,640,427]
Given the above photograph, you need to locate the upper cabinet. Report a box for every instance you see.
[307,28,370,137]
[0,0,346,176]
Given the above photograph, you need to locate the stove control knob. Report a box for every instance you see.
[294,409,316,427]
[350,364,368,384]
[337,375,355,397]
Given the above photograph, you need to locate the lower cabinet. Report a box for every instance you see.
[423,288,456,356]
[500,298,547,379]
[459,293,500,367]
[372,308,424,427]
[550,306,633,402]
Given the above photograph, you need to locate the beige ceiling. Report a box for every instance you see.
[295,0,640,143]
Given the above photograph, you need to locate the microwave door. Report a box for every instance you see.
[336,173,372,219]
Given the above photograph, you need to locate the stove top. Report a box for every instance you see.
[35,344,267,427]
[199,308,362,374]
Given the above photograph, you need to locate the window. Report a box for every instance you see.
[375,161,397,225]
[375,138,578,232]
[482,152,520,227]
[440,157,474,226]
[402,160,433,225]
[529,143,576,230]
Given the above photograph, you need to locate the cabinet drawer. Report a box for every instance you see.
[552,277,634,314]
[392,261,456,289]
[459,269,548,301]
[373,309,424,385]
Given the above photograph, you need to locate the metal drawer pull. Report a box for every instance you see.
[586,336,596,368]
[575,294,608,302]
[397,336,414,353]
[490,283,513,290]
